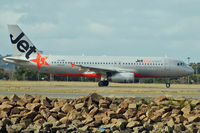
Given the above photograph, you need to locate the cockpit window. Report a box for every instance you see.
[177,62,186,66]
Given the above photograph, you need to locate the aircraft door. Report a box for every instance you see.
[164,59,170,73]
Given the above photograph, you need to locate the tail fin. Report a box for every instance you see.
[7,25,38,59]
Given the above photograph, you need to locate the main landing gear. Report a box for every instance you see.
[98,80,109,87]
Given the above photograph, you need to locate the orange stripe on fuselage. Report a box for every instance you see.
[49,73,102,78]
[50,72,161,79]
[133,72,162,78]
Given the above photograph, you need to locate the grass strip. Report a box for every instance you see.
[0,88,198,95]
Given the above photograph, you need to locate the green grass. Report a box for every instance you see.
[0,80,200,88]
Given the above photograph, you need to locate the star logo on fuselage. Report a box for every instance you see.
[30,52,50,70]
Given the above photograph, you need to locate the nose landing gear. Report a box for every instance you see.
[166,83,170,88]
[165,78,170,88]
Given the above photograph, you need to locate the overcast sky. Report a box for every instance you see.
[0,0,200,62]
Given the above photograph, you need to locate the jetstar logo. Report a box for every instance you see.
[10,32,37,59]
[143,60,152,63]
[136,59,152,63]
[30,53,49,70]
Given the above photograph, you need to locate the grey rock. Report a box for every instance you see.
[132,126,145,133]
[6,125,16,133]
[0,120,3,130]
[2,118,11,126]
[79,125,89,132]
[181,104,191,115]
[113,130,120,133]
[22,94,34,103]
[10,117,20,125]
[128,103,137,110]
[89,106,98,116]
[164,126,173,133]
[90,93,103,103]
[127,121,141,128]
[26,103,41,111]
[67,124,77,132]
[0,104,13,113]
[167,118,175,128]
[115,119,127,130]
[41,98,52,108]
[99,98,111,108]
[52,124,67,131]
[191,99,200,106]
[20,118,32,128]
[185,124,198,133]
[43,122,53,128]
[174,124,186,132]
[61,103,74,114]
[143,123,153,131]
[48,115,57,123]
[72,120,84,128]
[75,103,85,111]
[188,115,200,123]
[10,94,21,102]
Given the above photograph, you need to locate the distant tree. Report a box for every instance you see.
[143,78,153,83]
[154,78,165,83]
[14,67,25,80]
[14,67,49,81]
[0,68,9,80]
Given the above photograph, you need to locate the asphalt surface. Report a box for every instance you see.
[0,83,200,99]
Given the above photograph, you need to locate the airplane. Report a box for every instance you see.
[3,25,194,88]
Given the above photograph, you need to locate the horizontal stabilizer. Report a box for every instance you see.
[3,56,29,63]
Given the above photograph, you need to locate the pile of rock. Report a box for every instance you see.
[0,93,200,132]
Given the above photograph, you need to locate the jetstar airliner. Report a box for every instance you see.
[3,25,194,88]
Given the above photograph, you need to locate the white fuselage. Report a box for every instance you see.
[5,55,193,79]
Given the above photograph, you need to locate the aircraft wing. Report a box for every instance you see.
[76,64,131,74]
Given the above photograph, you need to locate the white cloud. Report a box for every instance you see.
[163,24,185,35]
[88,22,113,35]
[22,23,57,34]
[0,11,26,26]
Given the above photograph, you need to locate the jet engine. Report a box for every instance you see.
[109,72,135,83]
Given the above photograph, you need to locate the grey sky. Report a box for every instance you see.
[0,0,200,62]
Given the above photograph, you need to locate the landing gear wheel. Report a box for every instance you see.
[98,80,109,87]
[98,81,105,87]
[166,83,170,88]
[104,80,109,86]
[165,78,170,88]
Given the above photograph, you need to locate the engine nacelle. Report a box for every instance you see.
[109,72,135,83]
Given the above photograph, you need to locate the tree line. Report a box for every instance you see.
[0,66,96,82]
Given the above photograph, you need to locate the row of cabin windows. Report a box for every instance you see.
[51,61,164,66]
